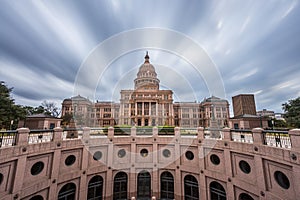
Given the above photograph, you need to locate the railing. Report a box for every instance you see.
[90,127,107,137]
[0,130,17,147]
[262,130,291,148]
[180,128,197,136]
[136,127,153,135]
[28,129,54,144]
[0,127,297,151]
[62,128,83,139]
[231,129,253,143]
[113,127,131,136]
[158,127,174,135]
[204,128,223,139]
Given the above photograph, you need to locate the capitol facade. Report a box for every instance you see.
[61,53,229,129]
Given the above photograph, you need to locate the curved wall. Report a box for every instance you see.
[0,127,299,200]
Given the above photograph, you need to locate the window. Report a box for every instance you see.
[65,155,76,166]
[185,151,194,160]
[31,161,44,176]
[184,175,199,200]
[118,149,126,158]
[87,176,103,200]
[58,183,76,200]
[103,114,111,118]
[161,171,174,199]
[140,149,149,157]
[113,172,128,200]
[104,108,111,112]
[210,181,226,200]
[93,151,102,161]
[182,114,189,118]
[163,149,171,158]
[29,195,43,200]
[210,154,220,165]
[0,173,3,185]
[103,120,110,126]
[137,171,151,199]
[239,160,251,174]
[239,193,254,200]
[274,171,290,189]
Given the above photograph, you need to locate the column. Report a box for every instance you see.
[289,129,300,152]
[16,128,29,146]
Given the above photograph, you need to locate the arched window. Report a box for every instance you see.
[137,171,151,199]
[239,193,254,200]
[161,171,174,199]
[57,182,76,200]
[87,175,103,200]
[29,195,43,200]
[210,181,226,200]
[184,175,199,200]
[113,172,128,200]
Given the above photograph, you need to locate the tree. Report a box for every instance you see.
[0,81,26,129]
[41,100,60,117]
[282,97,300,128]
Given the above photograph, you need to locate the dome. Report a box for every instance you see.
[137,52,157,76]
[134,52,160,90]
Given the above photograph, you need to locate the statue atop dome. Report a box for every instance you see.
[134,52,160,90]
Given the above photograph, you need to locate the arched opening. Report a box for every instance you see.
[113,172,128,200]
[87,175,103,200]
[29,195,43,200]
[209,181,226,200]
[184,175,199,200]
[57,182,76,200]
[239,193,254,200]
[137,170,151,199]
[160,171,174,200]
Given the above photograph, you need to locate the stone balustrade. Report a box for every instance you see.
[0,127,299,199]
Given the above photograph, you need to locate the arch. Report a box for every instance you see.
[137,170,151,199]
[184,175,199,200]
[113,172,128,200]
[160,171,174,199]
[239,193,254,200]
[209,181,226,200]
[87,175,103,200]
[57,182,76,200]
[29,195,43,200]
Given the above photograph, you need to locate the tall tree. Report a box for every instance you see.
[0,81,26,129]
[282,97,300,128]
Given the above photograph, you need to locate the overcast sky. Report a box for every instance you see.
[1,0,299,115]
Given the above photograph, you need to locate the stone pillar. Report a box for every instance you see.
[16,128,29,146]
[197,127,204,140]
[289,129,300,152]
[53,127,63,142]
[175,127,180,140]
[153,126,158,136]
[108,126,114,140]
[131,126,136,137]
[252,128,264,145]
[222,127,231,141]
[82,127,90,143]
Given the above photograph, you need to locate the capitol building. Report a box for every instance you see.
[0,53,299,200]
[61,53,229,129]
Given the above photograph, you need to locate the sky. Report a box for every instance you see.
[0,0,300,116]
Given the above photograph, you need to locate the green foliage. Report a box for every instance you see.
[0,82,61,130]
[61,113,73,127]
[0,81,25,129]
[282,97,300,128]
